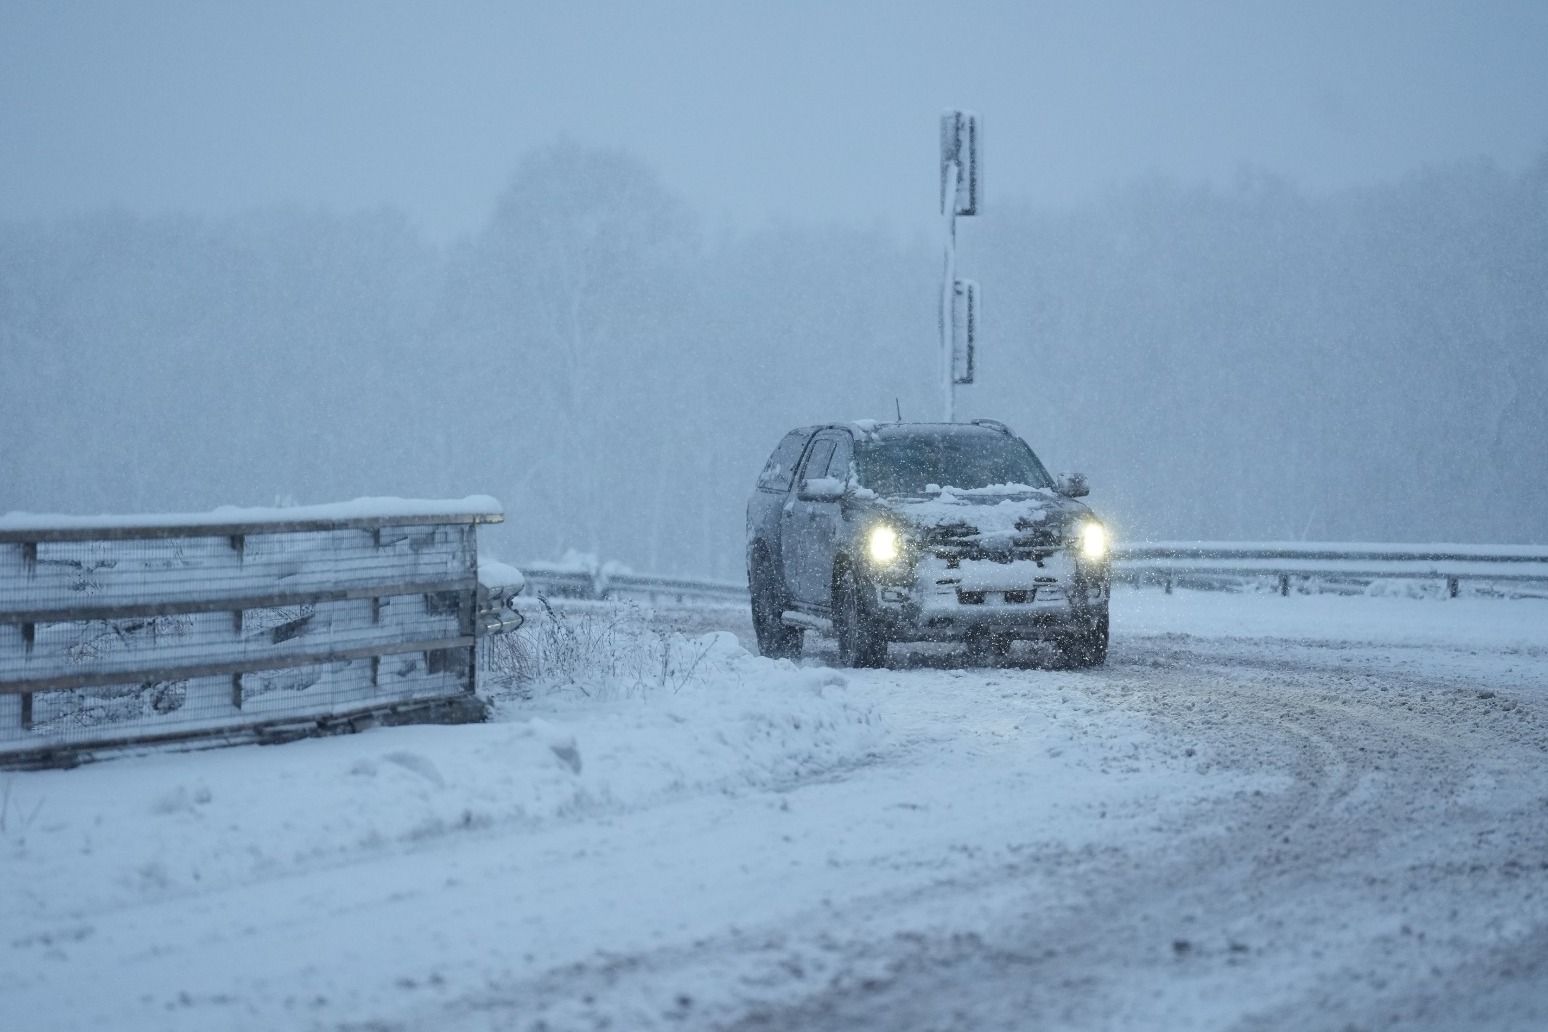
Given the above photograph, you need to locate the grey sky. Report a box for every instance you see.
[3,0,1546,242]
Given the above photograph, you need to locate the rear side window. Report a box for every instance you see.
[756,430,813,492]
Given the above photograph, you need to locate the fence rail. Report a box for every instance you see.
[520,566,751,606]
[0,498,504,766]
[518,540,1548,607]
[1114,541,1548,595]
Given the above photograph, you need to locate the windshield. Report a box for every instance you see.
[855,430,1054,496]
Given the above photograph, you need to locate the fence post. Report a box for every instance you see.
[1279,574,1290,597]
[1447,576,1459,598]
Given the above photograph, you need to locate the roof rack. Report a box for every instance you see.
[970,418,1012,434]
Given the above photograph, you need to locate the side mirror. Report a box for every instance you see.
[1055,472,1090,498]
[797,477,846,502]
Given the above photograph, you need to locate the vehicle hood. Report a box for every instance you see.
[862,485,1093,550]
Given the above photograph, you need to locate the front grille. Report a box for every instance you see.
[935,545,1060,564]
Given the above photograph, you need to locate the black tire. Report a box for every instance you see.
[1058,612,1109,668]
[834,564,887,668]
[750,552,803,660]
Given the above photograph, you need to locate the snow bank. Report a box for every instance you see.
[1114,583,1548,652]
[0,631,883,928]
[524,548,635,576]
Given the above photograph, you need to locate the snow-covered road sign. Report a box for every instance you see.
[953,277,978,384]
[939,110,981,417]
[940,110,980,217]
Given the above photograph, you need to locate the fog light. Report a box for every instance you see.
[1080,522,1108,560]
[868,525,900,564]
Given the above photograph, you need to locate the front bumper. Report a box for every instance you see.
[870,551,1107,642]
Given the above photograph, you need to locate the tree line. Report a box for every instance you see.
[3,142,1544,575]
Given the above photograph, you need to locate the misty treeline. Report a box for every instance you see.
[3,142,1545,576]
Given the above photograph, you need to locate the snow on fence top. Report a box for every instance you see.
[0,495,503,541]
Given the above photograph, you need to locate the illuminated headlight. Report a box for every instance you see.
[1079,522,1108,560]
[868,524,901,564]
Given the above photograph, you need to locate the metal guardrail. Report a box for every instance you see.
[1114,541,1548,596]
[519,540,1548,607]
[0,498,504,766]
[520,566,751,606]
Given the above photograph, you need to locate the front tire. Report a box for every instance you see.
[834,564,887,668]
[750,552,803,660]
[1058,612,1109,668]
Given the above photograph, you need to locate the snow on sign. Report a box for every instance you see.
[939,110,980,217]
[953,276,978,384]
[938,109,981,419]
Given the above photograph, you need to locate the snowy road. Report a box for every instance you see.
[4,589,1546,1031]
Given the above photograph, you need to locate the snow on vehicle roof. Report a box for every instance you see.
[864,421,1000,437]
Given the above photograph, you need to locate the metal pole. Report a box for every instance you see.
[941,160,959,423]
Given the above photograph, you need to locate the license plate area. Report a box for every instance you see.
[957,588,1042,605]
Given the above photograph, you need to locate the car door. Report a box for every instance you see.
[750,427,816,573]
[805,435,853,609]
[783,432,851,607]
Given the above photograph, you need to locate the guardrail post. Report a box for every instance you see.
[1447,576,1459,598]
[1164,577,1173,595]
[1278,574,1290,597]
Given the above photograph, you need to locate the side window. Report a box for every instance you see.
[826,437,853,481]
[799,439,837,484]
[756,430,812,492]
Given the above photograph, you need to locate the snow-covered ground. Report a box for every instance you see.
[3,586,1546,1031]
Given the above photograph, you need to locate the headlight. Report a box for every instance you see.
[1079,522,1108,560]
[868,524,901,564]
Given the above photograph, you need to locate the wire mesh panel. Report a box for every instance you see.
[0,500,500,762]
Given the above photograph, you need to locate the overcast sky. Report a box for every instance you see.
[3,0,1546,242]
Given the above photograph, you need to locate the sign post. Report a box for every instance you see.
[939,110,981,422]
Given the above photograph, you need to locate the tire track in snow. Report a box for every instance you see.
[322,604,1548,1032]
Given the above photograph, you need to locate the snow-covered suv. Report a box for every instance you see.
[745,420,1110,667]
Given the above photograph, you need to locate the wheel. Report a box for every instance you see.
[1058,612,1109,668]
[750,552,803,660]
[834,564,887,668]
